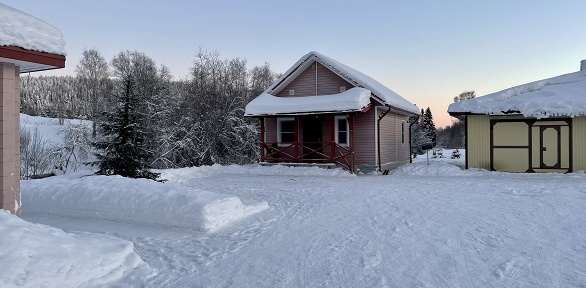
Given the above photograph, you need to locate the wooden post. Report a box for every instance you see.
[348,113,355,173]
[294,116,299,162]
[259,117,265,161]
[330,115,335,162]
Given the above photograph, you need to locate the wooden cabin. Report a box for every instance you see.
[245,51,419,173]
[448,60,586,173]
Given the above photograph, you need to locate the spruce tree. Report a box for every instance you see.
[92,75,160,181]
[410,111,425,155]
[421,107,437,145]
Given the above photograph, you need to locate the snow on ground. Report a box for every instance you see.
[394,160,473,176]
[20,113,91,145]
[21,171,268,233]
[0,210,153,287]
[22,161,586,287]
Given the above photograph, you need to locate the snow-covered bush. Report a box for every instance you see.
[20,127,56,179]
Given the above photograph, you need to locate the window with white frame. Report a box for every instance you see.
[401,120,406,145]
[277,117,295,144]
[335,116,349,146]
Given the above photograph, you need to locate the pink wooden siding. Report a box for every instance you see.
[353,109,376,165]
[264,117,298,157]
[264,117,278,142]
[264,116,333,159]
[379,112,410,164]
[276,61,353,97]
[262,108,410,170]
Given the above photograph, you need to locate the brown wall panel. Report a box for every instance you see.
[353,109,375,165]
[277,61,353,97]
[379,112,410,164]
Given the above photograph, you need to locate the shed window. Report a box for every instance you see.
[278,117,295,143]
[335,116,349,146]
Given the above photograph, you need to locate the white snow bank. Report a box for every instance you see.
[159,164,354,183]
[0,210,152,287]
[21,173,268,233]
[392,161,480,176]
[245,87,372,116]
[0,3,66,55]
[448,69,586,118]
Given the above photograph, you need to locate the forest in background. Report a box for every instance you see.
[20,49,277,174]
[20,48,465,178]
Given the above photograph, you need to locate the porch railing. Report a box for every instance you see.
[260,142,354,172]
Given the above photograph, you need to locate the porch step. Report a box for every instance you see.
[259,162,339,170]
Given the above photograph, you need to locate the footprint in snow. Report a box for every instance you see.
[494,258,521,279]
[362,251,382,270]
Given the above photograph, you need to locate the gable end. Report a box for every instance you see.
[275,60,354,97]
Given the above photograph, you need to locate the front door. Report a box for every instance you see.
[531,121,571,172]
[302,117,322,161]
[541,126,560,168]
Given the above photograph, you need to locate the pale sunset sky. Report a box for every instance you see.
[4,0,586,127]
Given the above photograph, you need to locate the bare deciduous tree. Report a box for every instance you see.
[76,49,110,137]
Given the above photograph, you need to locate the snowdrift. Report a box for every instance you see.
[159,163,353,183]
[392,161,478,176]
[21,173,268,233]
[0,210,152,287]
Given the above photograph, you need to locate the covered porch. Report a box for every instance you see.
[259,114,356,172]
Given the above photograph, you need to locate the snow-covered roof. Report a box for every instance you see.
[0,3,66,56]
[448,65,586,118]
[245,51,419,116]
[245,87,372,116]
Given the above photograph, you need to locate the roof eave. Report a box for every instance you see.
[0,45,65,73]
[385,104,419,116]
[245,108,364,117]
[448,110,523,117]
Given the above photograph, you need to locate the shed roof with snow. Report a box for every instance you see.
[448,61,586,118]
[245,51,419,116]
[0,3,66,72]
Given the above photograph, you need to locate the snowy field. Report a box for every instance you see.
[6,115,586,287]
[12,158,586,287]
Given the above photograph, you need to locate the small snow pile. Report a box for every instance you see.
[160,164,354,182]
[21,173,268,233]
[0,3,66,55]
[392,161,476,176]
[0,210,152,287]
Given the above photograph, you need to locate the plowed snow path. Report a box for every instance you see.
[25,167,586,287]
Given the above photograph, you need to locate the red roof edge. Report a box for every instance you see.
[0,45,65,69]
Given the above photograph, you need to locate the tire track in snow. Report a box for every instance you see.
[27,168,586,287]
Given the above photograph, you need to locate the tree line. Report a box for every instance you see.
[20,49,277,174]
[410,91,475,154]
[435,91,475,149]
